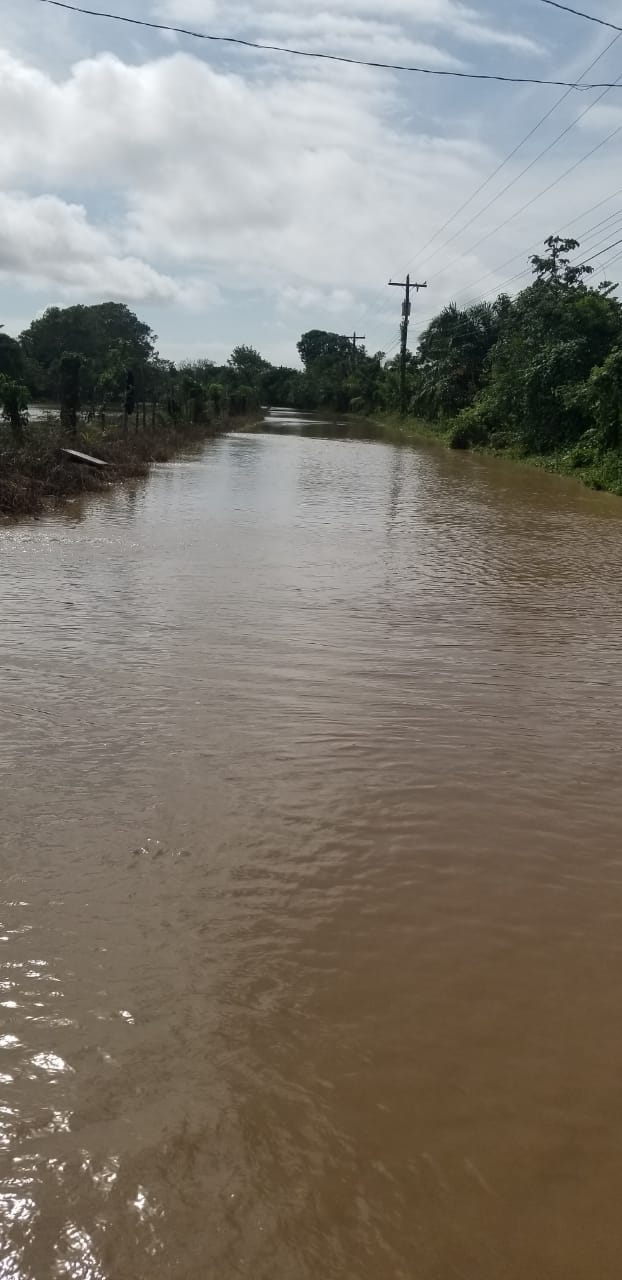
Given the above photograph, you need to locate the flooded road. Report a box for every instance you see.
[3,410,622,1278]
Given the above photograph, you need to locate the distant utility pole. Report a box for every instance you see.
[342,331,366,371]
[389,274,427,415]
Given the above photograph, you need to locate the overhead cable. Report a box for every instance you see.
[412,31,622,274]
[538,0,622,35]
[32,0,622,88]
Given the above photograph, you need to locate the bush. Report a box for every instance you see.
[447,407,490,451]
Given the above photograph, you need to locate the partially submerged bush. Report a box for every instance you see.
[447,407,490,451]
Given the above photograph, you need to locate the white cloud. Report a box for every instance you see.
[0,0,620,359]
[278,286,356,314]
[245,12,466,69]
[0,191,192,303]
[156,0,544,55]
[0,46,489,303]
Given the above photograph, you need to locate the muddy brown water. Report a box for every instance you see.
[3,410,622,1278]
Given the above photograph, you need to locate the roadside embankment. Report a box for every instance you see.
[0,415,226,517]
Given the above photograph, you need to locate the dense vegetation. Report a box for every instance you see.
[398,237,622,492]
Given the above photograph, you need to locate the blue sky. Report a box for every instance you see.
[1,0,621,367]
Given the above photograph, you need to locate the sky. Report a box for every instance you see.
[1,0,622,367]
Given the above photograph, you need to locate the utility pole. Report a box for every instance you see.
[389,275,427,415]
[342,332,366,371]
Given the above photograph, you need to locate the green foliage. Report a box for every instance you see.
[411,238,622,474]
[208,382,225,415]
[20,303,156,403]
[228,384,260,416]
[295,329,384,412]
[447,406,490,451]
[228,345,268,385]
[578,346,622,449]
[181,375,208,423]
[529,235,594,289]
[471,275,621,454]
[261,365,304,408]
[415,298,509,420]
[297,330,353,369]
[0,333,25,383]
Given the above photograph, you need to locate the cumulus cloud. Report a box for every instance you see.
[0,46,488,302]
[0,191,193,302]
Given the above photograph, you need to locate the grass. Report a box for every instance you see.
[371,413,452,446]
[518,446,622,496]
[0,412,224,517]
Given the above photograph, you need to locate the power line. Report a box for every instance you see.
[600,246,622,271]
[412,30,622,274]
[431,186,622,307]
[423,118,622,292]
[31,0,622,88]
[583,234,622,262]
[417,41,622,277]
[572,214,622,257]
[374,28,621,326]
[367,36,619,319]
[403,206,622,341]
[397,197,622,351]
[537,0,622,35]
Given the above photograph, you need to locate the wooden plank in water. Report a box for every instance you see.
[61,448,110,469]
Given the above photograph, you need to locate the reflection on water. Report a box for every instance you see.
[2,412,622,1277]
[260,405,386,441]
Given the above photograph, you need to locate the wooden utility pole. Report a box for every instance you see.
[389,275,427,415]
[351,332,366,367]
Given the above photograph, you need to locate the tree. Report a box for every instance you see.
[260,364,303,408]
[416,298,508,420]
[0,375,29,445]
[59,353,82,437]
[297,331,352,369]
[208,382,225,415]
[0,333,25,383]
[529,236,594,289]
[181,374,208,423]
[579,346,622,449]
[450,239,622,453]
[228,384,260,415]
[228,345,268,387]
[296,330,355,410]
[20,303,156,402]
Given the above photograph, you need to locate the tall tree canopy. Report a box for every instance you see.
[0,332,24,382]
[20,303,156,401]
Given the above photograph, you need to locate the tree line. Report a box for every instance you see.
[0,301,396,444]
[3,238,622,471]
[0,304,273,444]
[404,236,622,467]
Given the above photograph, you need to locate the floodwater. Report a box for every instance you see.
[2,409,622,1278]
